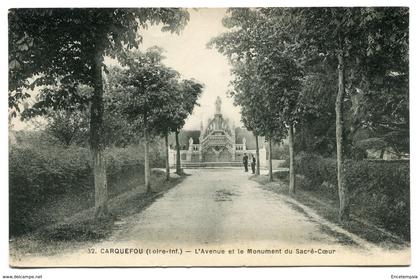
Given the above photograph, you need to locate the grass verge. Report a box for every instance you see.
[9,169,186,259]
[251,174,409,250]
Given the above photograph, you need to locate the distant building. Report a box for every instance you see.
[169,97,266,168]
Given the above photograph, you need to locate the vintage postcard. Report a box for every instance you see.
[8,7,410,267]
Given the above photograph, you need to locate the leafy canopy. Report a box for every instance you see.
[9,8,190,115]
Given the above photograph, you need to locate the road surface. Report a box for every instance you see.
[14,168,410,266]
[110,168,353,246]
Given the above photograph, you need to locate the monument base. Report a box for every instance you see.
[180,161,244,168]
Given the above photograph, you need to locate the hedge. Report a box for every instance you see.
[295,152,410,239]
[343,159,410,238]
[9,144,165,237]
[294,152,337,198]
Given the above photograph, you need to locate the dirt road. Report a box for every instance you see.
[110,169,356,246]
[13,168,410,266]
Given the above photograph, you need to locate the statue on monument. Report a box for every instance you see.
[215,96,222,114]
[189,137,194,150]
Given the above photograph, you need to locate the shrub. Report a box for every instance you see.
[294,152,410,239]
[344,160,410,239]
[9,143,166,237]
[9,146,92,235]
[106,143,165,176]
[273,170,289,180]
[271,143,289,160]
[294,152,336,196]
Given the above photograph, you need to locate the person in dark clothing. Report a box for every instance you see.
[251,154,256,174]
[243,153,248,172]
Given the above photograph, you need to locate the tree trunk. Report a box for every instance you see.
[288,124,295,195]
[92,148,108,218]
[380,148,385,159]
[269,138,273,182]
[144,125,151,192]
[255,135,260,175]
[165,132,170,181]
[336,52,349,222]
[175,130,182,175]
[90,47,108,219]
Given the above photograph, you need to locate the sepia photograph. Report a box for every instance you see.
[6,6,412,268]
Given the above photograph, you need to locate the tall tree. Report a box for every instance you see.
[9,8,190,217]
[172,80,204,175]
[152,79,203,180]
[268,139,273,181]
[107,48,180,192]
[293,7,408,221]
[210,8,302,193]
[41,108,89,147]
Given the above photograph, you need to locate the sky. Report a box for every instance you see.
[135,8,241,130]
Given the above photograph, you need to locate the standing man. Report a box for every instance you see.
[243,153,249,172]
[251,154,256,174]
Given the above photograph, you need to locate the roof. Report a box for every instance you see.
[168,130,200,150]
[235,127,265,149]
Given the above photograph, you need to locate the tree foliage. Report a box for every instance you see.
[9,8,191,216]
[292,7,409,157]
[209,8,303,140]
[108,47,181,135]
[107,47,203,182]
[210,7,408,220]
[9,8,190,114]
